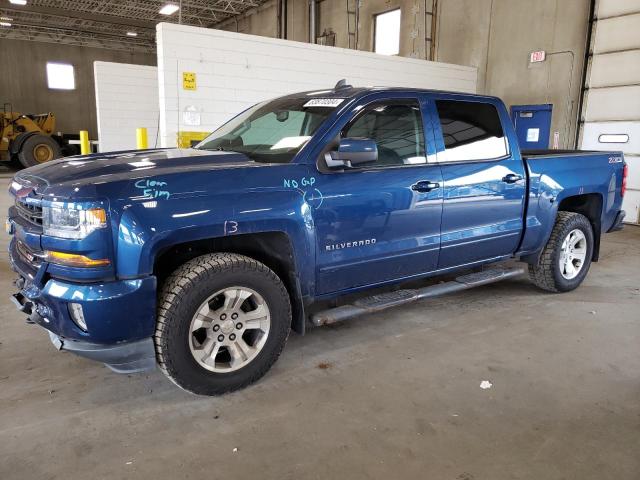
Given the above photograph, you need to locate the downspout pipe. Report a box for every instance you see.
[309,0,316,44]
[574,0,596,148]
[281,0,288,39]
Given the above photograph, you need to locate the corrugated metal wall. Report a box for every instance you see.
[580,0,640,224]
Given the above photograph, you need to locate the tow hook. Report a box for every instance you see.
[28,310,45,325]
[11,292,33,315]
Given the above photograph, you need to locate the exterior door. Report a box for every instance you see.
[312,97,443,295]
[510,104,552,150]
[579,0,640,224]
[431,97,527,269]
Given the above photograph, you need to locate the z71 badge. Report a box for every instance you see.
[608,156,623,164]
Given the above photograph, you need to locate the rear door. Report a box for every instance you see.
[312,95,443,294]
[429,97,527,269]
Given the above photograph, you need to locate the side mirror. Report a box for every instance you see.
[325,138,378,168]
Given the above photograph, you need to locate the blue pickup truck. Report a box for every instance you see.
[7,83,627,395]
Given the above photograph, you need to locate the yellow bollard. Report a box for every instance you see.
[136,128,148,149]
[79,130,90,155]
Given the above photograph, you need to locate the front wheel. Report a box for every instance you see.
[155,253,291,395]
[528,211,594,292]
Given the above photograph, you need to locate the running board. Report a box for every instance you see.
[311,267,525,326]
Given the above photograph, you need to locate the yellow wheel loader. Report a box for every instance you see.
[1,103,76,168]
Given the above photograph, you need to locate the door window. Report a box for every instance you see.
[435,100,509,162]
[344,101,426,167]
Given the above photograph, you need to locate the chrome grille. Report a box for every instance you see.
[16,240,44,269]
[15,198,43,229]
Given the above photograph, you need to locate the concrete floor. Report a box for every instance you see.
[0,172,639,480]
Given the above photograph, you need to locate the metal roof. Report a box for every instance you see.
[0,0,269,53]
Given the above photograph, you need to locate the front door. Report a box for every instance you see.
[313,97,443,295]
[431,98,527,269]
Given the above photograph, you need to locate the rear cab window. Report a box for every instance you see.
[434,100,509,162]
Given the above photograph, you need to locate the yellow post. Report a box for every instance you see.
[79,130,90,155]
[136,128,148,149]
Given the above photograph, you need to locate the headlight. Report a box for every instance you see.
[43,204,107,240]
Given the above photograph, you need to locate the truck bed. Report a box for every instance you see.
[518,148,625,257]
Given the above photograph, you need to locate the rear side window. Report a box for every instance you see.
[435,100,508,162]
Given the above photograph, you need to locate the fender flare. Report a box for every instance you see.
[117,208,313,335]
[9,132,40,156]
[520,191,603,265]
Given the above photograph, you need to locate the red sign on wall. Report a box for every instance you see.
[530,50,546,63]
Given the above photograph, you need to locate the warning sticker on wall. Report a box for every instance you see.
[183,105,201,126]
[526,128,540,142]
[182,72,197,90]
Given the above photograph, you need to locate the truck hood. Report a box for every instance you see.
[15,148,258,189]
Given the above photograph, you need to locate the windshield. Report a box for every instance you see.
[195,96,337,163]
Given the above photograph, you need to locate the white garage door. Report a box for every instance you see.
[580,0,640,224]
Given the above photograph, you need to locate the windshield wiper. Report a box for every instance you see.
[199,146,226,151]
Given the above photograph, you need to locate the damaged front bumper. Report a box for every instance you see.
[9,239,158,374]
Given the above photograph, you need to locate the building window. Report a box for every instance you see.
[374,9,401,56]
[46,62,75,90]
[598,134,629,144]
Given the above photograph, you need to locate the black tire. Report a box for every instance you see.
[528,211,594,292]
[17,134,61,168]
[154,253,291,395]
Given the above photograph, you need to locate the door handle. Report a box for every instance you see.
[502,173,523,184]
[411,180,440,193]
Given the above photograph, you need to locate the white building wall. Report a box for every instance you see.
[156,23,477,149]
[94,62,159,152]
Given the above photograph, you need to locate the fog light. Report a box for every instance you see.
[68,303,87,331]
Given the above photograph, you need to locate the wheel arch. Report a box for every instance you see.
[520,192,603,265]
[556,193,603,261]
[153,231,307,335]
[9,131,39,156]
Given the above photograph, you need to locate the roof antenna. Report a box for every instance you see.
[334,79,351,91]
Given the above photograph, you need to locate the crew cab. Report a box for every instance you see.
[7,83,627,395]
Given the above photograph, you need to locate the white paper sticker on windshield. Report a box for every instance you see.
[303,98,345,108]
[271,136,312,150]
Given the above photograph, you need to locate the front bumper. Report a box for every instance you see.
[9,239,158,373]
[10,294,157,373]
[46,329,156,373]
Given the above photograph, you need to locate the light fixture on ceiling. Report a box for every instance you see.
[0,21,11,27]
[126,31,138,37]
[159,4,180,15]
[9,0,28,5]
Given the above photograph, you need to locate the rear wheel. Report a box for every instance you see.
[528,211,594,292]
[17,134,61,168]
[155,253,291,395]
